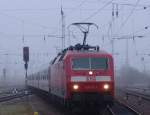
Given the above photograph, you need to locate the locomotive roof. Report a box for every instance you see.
[66,49,109,55]
[65,44,111,55]
[51,44,112,64]
[65,50,112,57]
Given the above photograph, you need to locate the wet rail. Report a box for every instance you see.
[107,101,141,115]
[0,86,26,96]
[116,87,150,115]
[125,90,150,102]
[0,90,31,102]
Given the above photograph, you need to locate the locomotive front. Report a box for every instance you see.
[65,51,114,106]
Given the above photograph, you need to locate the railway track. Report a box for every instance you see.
[32,92,141,115]
[69,100,141,115]
[105,101,141,115]
[0,87,27,96]
[0,88,143,115]
[116,87,150,115]
[0,88,28,98]
[0,90,31,103]
[126,90,150,102]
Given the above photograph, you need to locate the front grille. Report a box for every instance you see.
[72,92,102,101]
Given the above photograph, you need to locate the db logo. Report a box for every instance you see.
[87,76,95,81]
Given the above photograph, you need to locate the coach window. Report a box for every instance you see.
[55,55,61,63]
[52,57,57,64]
[59,53,65,61]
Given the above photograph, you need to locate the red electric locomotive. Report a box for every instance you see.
[27,23,114,109]
[50,44,114,107]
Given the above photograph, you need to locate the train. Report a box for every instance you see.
[27,23,115,110]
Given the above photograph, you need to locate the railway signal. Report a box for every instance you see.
[23,47,29,62]
[23,46,29,87]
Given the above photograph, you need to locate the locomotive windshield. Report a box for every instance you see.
[72,57,108,70]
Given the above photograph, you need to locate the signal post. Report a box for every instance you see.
[23,47,29,87]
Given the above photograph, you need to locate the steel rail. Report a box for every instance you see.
[0,92,31,102]
[107,105,116,115]
[116,100,141,115]
[126,90,150,102]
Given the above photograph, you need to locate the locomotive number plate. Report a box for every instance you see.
[87,76,96,81]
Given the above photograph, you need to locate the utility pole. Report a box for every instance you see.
[2,68,6,86]
[61,7,65,50]
[111,3,114,56]
[112,35,144,65]
[141,57,145,73]
[110,3,116,56]
[136,53,150,72]
[126,38,129,65]
[113,36,131,65]
[4,53,9,87]
[110,3,119,56]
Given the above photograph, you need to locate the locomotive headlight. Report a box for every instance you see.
[89,71,93,75]
[73,84,79,90]
[103,84,109,90]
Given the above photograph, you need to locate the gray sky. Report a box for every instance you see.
[0,0,150,79]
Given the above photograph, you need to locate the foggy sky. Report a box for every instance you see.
[0,0,149,79]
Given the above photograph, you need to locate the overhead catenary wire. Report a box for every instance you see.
[112,2,150,8]
[69,0,87,12]
[111,25,150,39]
[103,1,148,43]
[117,0,141,35]
[0,0,147,38]
[0,11,65,42]
[0,7,148,12]
[0,11,58,33]
[83,0,113,21]
[103,0,144,52]
[64,0,88,21]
